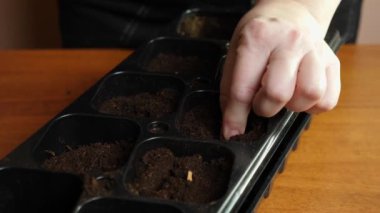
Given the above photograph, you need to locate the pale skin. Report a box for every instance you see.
[221,0,342,139]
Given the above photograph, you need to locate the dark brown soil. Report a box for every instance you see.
[180,100,267,143]
[98,88,179,119]
[43,141,133,197]
[128,148,232,203]
[179,15,237,40]
[180,100,221,140]
[146,53,211,75]
[229,118,268,143]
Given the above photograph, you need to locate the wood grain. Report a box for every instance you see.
[0,49,132,158]
[0,46,379,212]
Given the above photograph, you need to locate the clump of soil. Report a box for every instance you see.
[43,141,133,197]
[146,53,211,75]
[179,15,238,40]
[128,148,232,203]
[229,117,268,143]
[98,88,179,119]
[180,100,221,140]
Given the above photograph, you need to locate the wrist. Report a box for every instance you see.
[253,0,340,36]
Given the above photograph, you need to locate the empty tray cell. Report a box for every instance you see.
[177,10,243,40]
[0,167,82,213]
[125,138,234,204]
[76,198,182,213]
[139,38,224,77]
[92,72,185,119]
[178,91,269,143]
[178,92,221,141]
[33,114,140,197]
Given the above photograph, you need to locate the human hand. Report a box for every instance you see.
[221,0,341,139]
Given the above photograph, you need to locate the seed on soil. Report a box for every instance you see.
[187,170,193,182]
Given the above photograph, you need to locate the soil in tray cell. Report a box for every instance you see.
[146,53,212,75]
[128,148,232,204]
[180,101,221,140]
[98,88,179,119]
[180,98,267,142]
[228,118,268,143]
[43,141,133,197]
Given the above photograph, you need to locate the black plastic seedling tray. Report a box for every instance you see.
[0,7,343,213]
[0,37,295,213]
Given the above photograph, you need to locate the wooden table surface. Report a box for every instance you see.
[0,45,379,212]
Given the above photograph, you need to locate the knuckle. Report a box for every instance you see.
[299,84,325,100]
[286,28,303,47]
[265,86,292,103]
[244,18,268,42]
[231,86,254,104]
[289,28,302,41]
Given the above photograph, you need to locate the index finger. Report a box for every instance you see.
[220,20,271,139]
